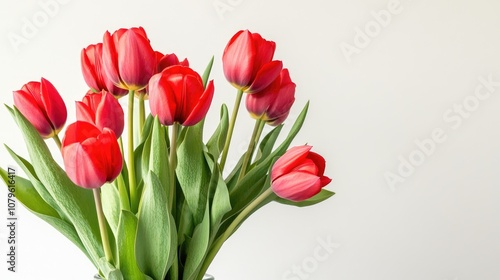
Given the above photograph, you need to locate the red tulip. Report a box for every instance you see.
[148,65,214,126]
[81,43,128,97]
[135,51,190,98]
[62,121,123,189]
[13,78,67,139]
[245,68,295,126]
[102,27,156,91]
[271,145,331,202]
[76,90,124,137]
[223,30,283,93]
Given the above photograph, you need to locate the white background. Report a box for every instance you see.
[1,0,500,279]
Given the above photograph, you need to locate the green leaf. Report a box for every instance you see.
[12,107,103,265]
[4,145,64,218]
[183,202,210,280]
[141,114,155,144]
[117,210,146,280]
[101,183,121,236]
[136,172,177,280]
[201,56,214,88]
[176,122,211,224]
[275,189,335,207]
[149,117,169,194]
[0,169,94,266]
[204,153,231,235]
[206,104,229,160]
[98,258,124,280]
[254,125,283,165]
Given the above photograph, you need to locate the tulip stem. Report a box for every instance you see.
[93,188,114,264]
[237,119,265,182]
[168,122,179,213]
[199,187,274,278]
[52,134,62,150]
[220,89,244,172]
[138,94,145,138]
[127,90,138,213]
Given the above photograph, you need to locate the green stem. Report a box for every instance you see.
[93,188,114,264]
[52,134,62,150]
[138,94,145,138]
[199,187,274,278]
[169,122,179,213]
[219,89,244,172]
[237,119,265,182]
[127,90,138,213]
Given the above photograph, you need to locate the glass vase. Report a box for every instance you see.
[94,274,214,280]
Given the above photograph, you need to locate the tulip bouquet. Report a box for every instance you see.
[1,27,333,280]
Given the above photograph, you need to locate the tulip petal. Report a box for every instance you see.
[307,151,327,176]
[95,92,124,137]
[272,172,322,202]
[247,60,283,93]
[62,121,101,146]
[98,129,123,182]
[62,140,106,189]
[102,31,122,88]
[13,90,53,138]
[149,73,176,126]
[183,80,214,126]
[40,78,67,131]
[75,101,96,124]
[271,145,312,181]
[250,32,276,72]
[223,30,255,88]
[293,159,319,175]
[118,30,156,90]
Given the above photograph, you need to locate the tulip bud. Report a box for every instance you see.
[223,30,283,93]
[13,78,67,139]
[245,68,295,126]
[149,65,215,126]
[271,145,332,202]
[102,27,156,91]
[81,43,128,97]
[62,121,123,189]
[76,90,124,137]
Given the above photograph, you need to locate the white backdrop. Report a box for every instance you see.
[1,0,500,279]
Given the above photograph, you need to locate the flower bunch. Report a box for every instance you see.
[1,27,333,280]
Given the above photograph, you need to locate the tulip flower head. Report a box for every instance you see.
[223,30,283,93]
[102,27,156,91]
[13,78,67,139]
[81,43,128,97]
[76,90,125,137]
[271,145,331,202]
[62,121,123,189]
[246,68,296,126]
[148,65,215,126]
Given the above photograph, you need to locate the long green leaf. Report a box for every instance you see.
[0,169,93,266]
[13,107,103,265]
[98,258,124,280]
[183,203,210,280]
[177,122,211,224]
[149,117,169,194]
[201,56,214,88]
[101,183,121,236]
[275,189,335,207]
[117,210,146,280]
[136,172,177,280]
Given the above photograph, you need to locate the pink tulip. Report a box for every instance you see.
[76,90,124,137]
[149,65,214,126]
[245,68,295,126]
[223,30,283,93]
[13,78,67,139]
[81,43,128,97]
[271,146,331,202]
[102,27,156,91]
[62,121,123,189]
